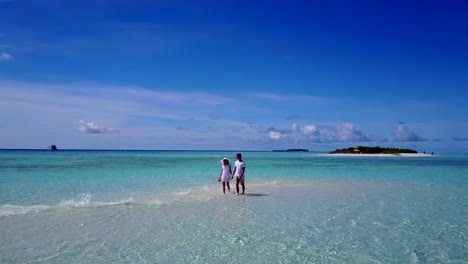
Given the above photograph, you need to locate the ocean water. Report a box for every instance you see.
[0,150,467,263]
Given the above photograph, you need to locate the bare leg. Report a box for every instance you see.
[236,178,240,194]
[222,182,226,194]
[238,177,245,194]
[226,182,231,192]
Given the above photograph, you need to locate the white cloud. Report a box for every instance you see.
[0,81,269,149]
[394,124,425,142]
[0,81,440,150]
[0,52,14,61]
[301,125,318,135]
[336,123,368,142]
[289,123,368,143]
[0,81,234,123]
[78,120,113,134]
[269,131,283,140]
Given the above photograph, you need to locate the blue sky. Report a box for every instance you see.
[1,0,468,151]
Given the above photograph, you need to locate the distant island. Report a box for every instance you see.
[329,146,417,154]
[273,149,309,152]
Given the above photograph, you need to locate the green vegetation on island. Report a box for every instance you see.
[329,146,417,154]
[273,149,309,152]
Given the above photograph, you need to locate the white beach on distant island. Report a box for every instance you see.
[324,153,434,157]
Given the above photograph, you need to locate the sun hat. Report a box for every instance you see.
[220,157,230,163]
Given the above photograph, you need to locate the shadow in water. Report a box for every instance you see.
[243,193,269,197]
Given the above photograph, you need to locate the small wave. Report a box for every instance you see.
[147,199,166,207]
[1,194,134,217]
[0,204,51,217]
[174,189,192,196]
[2,182,265,217]
[270,180,281,185]
[59,193,92,206]
[92,198,134,206]
[174,185,213,195]
[256,180,281,186]
[59,193,134,208]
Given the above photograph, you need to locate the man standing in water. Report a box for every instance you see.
[232,153,246,194]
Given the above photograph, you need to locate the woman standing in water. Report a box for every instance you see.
[217,158,232,194]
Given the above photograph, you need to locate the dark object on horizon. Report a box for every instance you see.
[48,145,57,150]
[329,146,417,154]
[273,149,309,152]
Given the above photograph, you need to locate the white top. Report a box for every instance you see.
[234,160,245,177]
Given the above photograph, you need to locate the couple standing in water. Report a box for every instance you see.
[217,153,245,194]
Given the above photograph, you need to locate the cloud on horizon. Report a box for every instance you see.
[314,123,369,143]
[300,125,319,136]
[394,124,426,142]
[267,122,370,144]
[0,81,439,149]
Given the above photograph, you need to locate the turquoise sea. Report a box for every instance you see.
[1,150,467,263]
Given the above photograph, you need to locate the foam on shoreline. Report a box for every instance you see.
[0,179,409,217]
[0,180,355,217]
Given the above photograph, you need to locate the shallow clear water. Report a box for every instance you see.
[1,150,467,263]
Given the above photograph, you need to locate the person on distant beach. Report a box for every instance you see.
[232,153,246,194]
[217,158,232,194]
